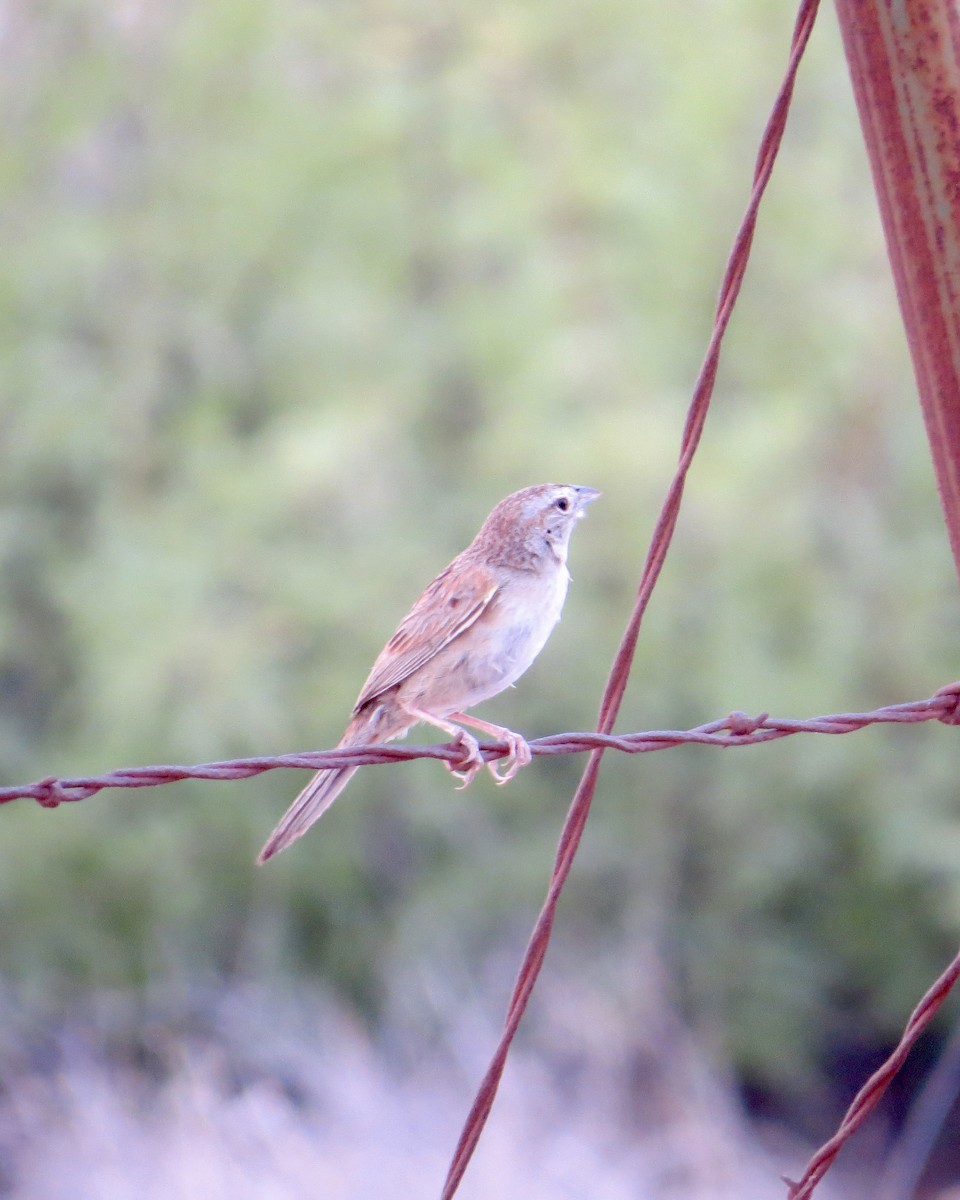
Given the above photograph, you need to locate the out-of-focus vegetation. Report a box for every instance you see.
[1,0,957,1148]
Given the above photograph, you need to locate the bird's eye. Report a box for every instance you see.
[554,496,571,512]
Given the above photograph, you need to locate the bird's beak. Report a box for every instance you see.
[571,489,600,518]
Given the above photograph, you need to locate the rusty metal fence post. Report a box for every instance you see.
[834,0,960,578]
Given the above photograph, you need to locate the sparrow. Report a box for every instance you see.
[257,483,600,862]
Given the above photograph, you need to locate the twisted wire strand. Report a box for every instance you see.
[441,1,826,1194]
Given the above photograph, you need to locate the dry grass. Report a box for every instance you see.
[0,975,854,1200]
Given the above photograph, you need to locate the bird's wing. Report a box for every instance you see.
[353,559,499,712]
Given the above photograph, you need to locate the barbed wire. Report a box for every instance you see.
[4,688,958,811]
[5,2,951,1198]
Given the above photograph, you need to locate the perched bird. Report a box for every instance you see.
[257,483,599,862]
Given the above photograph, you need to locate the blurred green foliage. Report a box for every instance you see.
[1,0,958,1109]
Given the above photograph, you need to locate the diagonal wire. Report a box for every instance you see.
[440,1,823,1195]
[785,950,960,1200]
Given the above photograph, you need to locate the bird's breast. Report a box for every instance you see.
[498,563,569,666]
[458,565,569,704]
[398,562,571,715]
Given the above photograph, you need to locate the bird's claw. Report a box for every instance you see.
[487,731,532,785]
[444,727,532,788]
[446,730,484,789]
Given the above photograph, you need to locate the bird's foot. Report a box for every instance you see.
[487,729,532,785]
[446,729,484,789]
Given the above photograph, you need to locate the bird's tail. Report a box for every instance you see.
[257,706,407,864]
[257,758,358,864]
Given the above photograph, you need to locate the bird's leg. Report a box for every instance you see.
[447,712,532,785]
[402,706,485,789]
